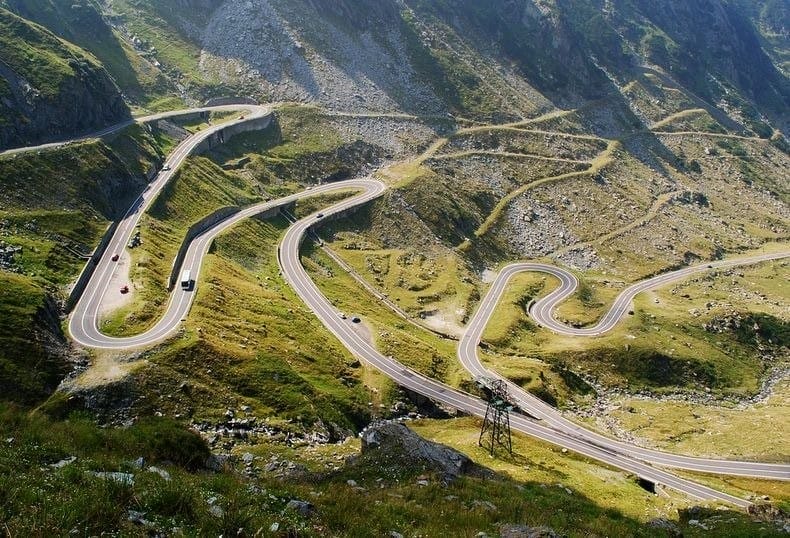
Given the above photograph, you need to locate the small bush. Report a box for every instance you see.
[127,417,210,470]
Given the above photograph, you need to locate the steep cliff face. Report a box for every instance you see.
[0,8,130,150]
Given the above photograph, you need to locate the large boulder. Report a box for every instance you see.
[360,421,481,480]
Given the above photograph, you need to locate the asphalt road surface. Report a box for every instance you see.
[0,104,261,157]
[277,183,789,506]
[58,109,789,506]
[459,257,790,482]
[68,105,272,347]
[519,256,790,336]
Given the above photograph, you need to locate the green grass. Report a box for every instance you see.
[101,155,264,336]
[478,255,788,402]
[0,274,65,405]
[2,0,176,104]
[0,8,97,98]
[601,378,790,461]
[0,124,168,407]
[3,404,783,537]
[103,213,372,430]
[0,123,166,294]
[304,239,471,388]
[107,0,227,98]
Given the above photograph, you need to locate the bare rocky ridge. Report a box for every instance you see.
[200,0,444,114]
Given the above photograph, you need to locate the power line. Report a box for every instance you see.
[477,377,513,456]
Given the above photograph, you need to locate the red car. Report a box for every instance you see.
[111,253,120,262]
[120,285,129,294]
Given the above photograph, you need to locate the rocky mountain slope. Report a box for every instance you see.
[97,0,788,130]
[0,1,787,147]
[0,8,130,150]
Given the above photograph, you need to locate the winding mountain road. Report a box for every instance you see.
[68,104,273,347]
[520,255,790,336]
[458,257,790,483]
[61,107,790,507]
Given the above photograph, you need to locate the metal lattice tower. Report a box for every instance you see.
[477,377,513,456]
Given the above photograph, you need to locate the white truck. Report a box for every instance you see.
[180,269,192,290]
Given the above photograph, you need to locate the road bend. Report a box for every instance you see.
[459,257,790,481]
[278,186,772,507]
[0,104,263,157]
[55,105,789,506]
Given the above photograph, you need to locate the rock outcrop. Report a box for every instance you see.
[0,8,129,150]
[360,421,485,480]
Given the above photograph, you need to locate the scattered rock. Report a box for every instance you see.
[647,518,682,537]
[285,499,315,518]
[688,519,708,530]
[88,471,135,486]
[147,466,171,481]
[49,456,76,469]
[471,500,498,512]
[360,421,486,481]
[205,454,230,471]
[127,510,153,527]
[499,524,558,538]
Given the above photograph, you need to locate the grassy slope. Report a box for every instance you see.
[0,275,65,405]
[603,378,790,461]
[1,405,785,537]
[0,124,166,407]
[483,256,788,395]
[1,0,174,106]
[122,215,370,431]
[105,0,230,100]
[100,155,263,336]
[0,8,96,98]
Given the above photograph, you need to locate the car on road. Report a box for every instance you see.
[316,213,324,219]
[338,312,347,319]
[162,164,171,171]
[111,253,120,262]
[120,285,129,294]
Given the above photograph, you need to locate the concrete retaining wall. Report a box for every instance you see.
[203,97,258,107]
[167,202,289,290]
[167,206,241,290]
[65,221,119,312]
[305,193,372,238]
[193,113,273,155]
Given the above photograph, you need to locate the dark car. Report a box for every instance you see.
[120,285,129,294]
[351,316,361,323]
[111,253,120,262]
